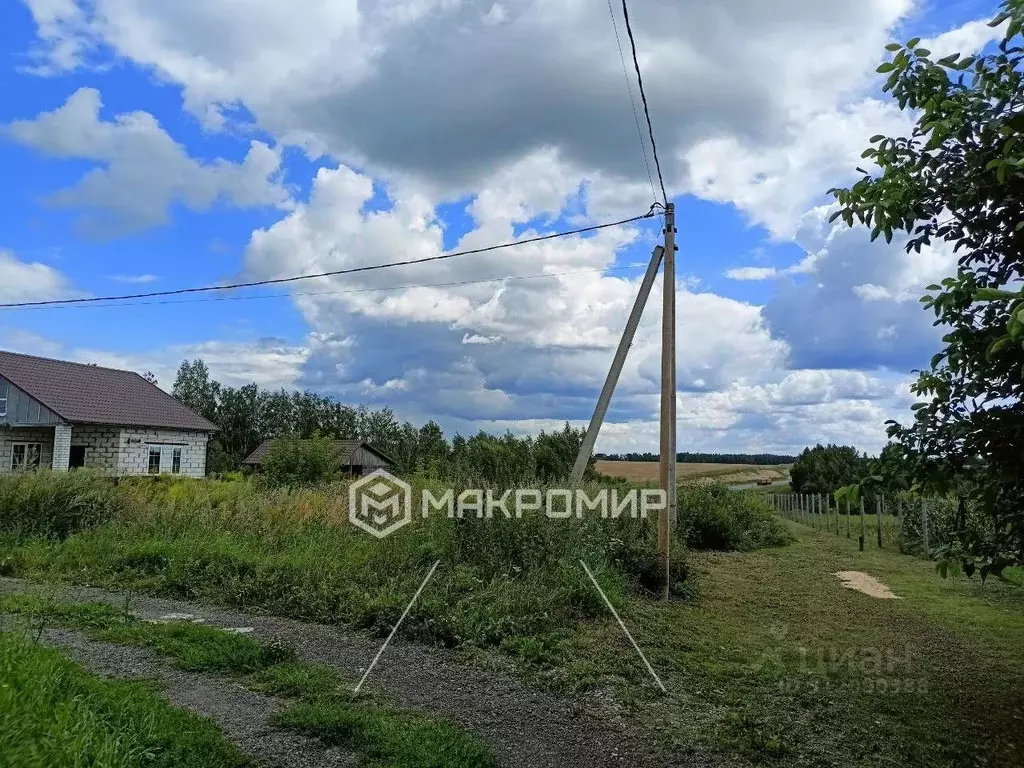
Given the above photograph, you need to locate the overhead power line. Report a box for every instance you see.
[0,265,640,312]
[620,0,668,206]
[0,208,658,310]
[606,0,657,205]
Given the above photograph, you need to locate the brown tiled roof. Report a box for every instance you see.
[242,439,392,466]
[0,350,218,432]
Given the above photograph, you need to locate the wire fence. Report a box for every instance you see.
[768,492,961,557]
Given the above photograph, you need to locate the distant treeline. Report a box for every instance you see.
[172,358,592,482]
[596,452,796,465]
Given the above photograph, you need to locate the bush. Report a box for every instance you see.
[262,435,340,487]
[0,470,123,539]
[790,444,866,496]
[677,484,791,551]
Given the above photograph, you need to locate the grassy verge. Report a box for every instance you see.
[0,631,250,768]
[561,520,1024,766]
[0,593,497,768]
[0,593,294,674]
[275,698,497,768]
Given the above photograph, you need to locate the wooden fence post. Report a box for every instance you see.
[846,498,851,538]
[859,498,866,551]
[897,498,903,549]
[876,496,883,548]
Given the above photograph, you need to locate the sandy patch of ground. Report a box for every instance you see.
[834,571,900,599]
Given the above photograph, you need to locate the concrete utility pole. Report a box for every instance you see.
[658,203,677,601]
[569,246,665,485]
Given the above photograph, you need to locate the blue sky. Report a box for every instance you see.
[0,0,1001,454]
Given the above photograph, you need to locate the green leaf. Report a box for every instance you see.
[907,37,921,49]
[876,62,897,73]
[915,48,931,57]
[869,134,885,143]
[885,42,902,51]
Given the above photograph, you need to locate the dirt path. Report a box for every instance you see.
[31,626,355,768]
[0,578,669,768]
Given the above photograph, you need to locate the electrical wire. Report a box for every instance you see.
[0,207,658,310]
[0,265,640,312]
[620,0,668,206]
[606,0,657,205]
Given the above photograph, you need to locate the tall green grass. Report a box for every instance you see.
[0,474,785,667]
[0,470,123,539]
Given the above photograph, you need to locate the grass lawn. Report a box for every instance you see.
[566,520,1024,766]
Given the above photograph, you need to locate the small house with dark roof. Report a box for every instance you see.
[0,350,218,477]
[242,439,394,477]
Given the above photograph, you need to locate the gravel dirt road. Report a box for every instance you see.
[1,578,675,768]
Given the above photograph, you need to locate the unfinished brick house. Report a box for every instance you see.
[0,350,217,477]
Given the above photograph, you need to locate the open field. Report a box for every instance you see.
[596,460,792,486]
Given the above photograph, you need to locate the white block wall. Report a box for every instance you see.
[52,424,72,472]
[118,428,209,478]
[72,426,123,475]
[0,428,55,473]
[0,426,210,477]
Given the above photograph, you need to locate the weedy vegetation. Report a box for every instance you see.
[0,470,785,669]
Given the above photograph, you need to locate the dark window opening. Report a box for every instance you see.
[11,443,41,472]
[69,446,86,469]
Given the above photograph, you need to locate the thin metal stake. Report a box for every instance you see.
[354,560,441,694]
[581,560,667,693]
